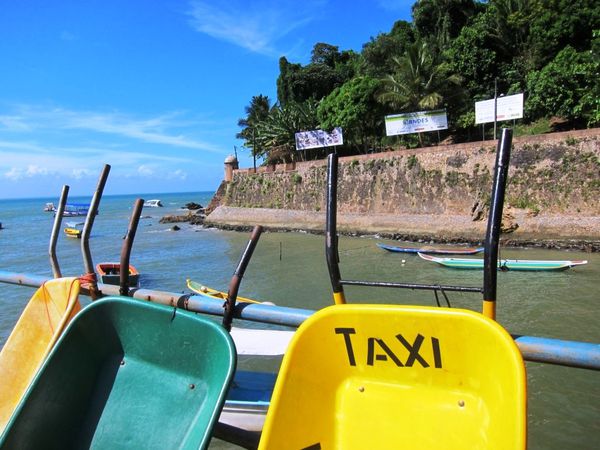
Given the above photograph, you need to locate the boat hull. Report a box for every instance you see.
[377,243,484,255]
[418,252,588,271]
[96,263,140,287]
[187,279,261,304]
[63,228,81,239]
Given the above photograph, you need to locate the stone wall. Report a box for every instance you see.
[205,129,599,247]
[220,129,600,218]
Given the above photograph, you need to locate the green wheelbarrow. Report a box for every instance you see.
[0,296,236,449]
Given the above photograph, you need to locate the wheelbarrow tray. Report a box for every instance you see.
[0,296,236,450]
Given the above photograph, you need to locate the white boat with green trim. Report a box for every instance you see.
[418,252,588,271]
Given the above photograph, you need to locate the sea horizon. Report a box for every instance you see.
[0,189,217,202]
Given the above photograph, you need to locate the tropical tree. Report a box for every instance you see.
[526,45,600,126]
[377,41,463,112]
[376,40,464,145]
[360,20,416,77]
[255,100,320,163]
[317,76,384,153]
[237,95,271,143]
[411,0,480,48]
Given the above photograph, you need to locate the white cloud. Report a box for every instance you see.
[0,114,31,131]
[4,165,48,180]
[187,0,323,56]
[167,169,188,180]
[4,167,24,181]
[25,165,48,176]
[71,168,94,179]
[0,103,229,193]
[137,165,155,176]
[1,104,225,153]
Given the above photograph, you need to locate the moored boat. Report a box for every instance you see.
[418,252,588,271]
[58,203,92,217]
[377,242,484,255]
[43,202,56,212]
[63,227,82,239]
[187,279,264,304]
[96,262,140,287]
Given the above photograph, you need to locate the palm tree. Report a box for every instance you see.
[237,95,272,165]
[376,41,463,145]
[256,100,320,163]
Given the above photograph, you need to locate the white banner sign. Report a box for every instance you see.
[475,93,523,124]
[295,127,343,150]
[385,109,448,136]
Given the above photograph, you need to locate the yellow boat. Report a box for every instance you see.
[186,279,263,304]
[63,227,81,239]
[0,277,81,434]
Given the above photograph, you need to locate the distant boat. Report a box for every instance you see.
[377,242,484,255]
[63,221,84,239]
[43,202,56,212]
[418,252,588,271]
[96,263,140,287]
[63,228,82,239]
[56,203,92,217]
[143,199,163,208]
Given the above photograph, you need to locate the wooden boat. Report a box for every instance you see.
[418,252,588,271]
[0,296,236,449]
[258,304,526,449]
[187,279,263,304]
[0,278,81,434]
[96,262,140,287]
[63,227,81,239]
[377,242,484,255]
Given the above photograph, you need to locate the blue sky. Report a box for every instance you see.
[0,0,413,199]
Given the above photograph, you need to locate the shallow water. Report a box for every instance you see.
[1,192,599,449]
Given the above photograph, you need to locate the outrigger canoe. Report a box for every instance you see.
[187,279,263,304]
[377,242,484,255]
[418,252,588,271]
[96,262,140,288]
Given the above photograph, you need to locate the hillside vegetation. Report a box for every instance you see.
[236,0,599,164]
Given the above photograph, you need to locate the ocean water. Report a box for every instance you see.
[1,191,599,449]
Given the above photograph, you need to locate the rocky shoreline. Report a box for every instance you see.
[190,206,599,252]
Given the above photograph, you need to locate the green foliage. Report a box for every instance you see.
[526,46,599,123]
[277,43,357,106]
[317,76,384,152]
[360,20,415,77]
[238,0,597,162]
[444,9,498,95]
[406,155,419,170]
[527,0,600,68]
[513,118,552,136]
[255,100,320,163]
[412,0,480,47]
[376,41,463,112]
